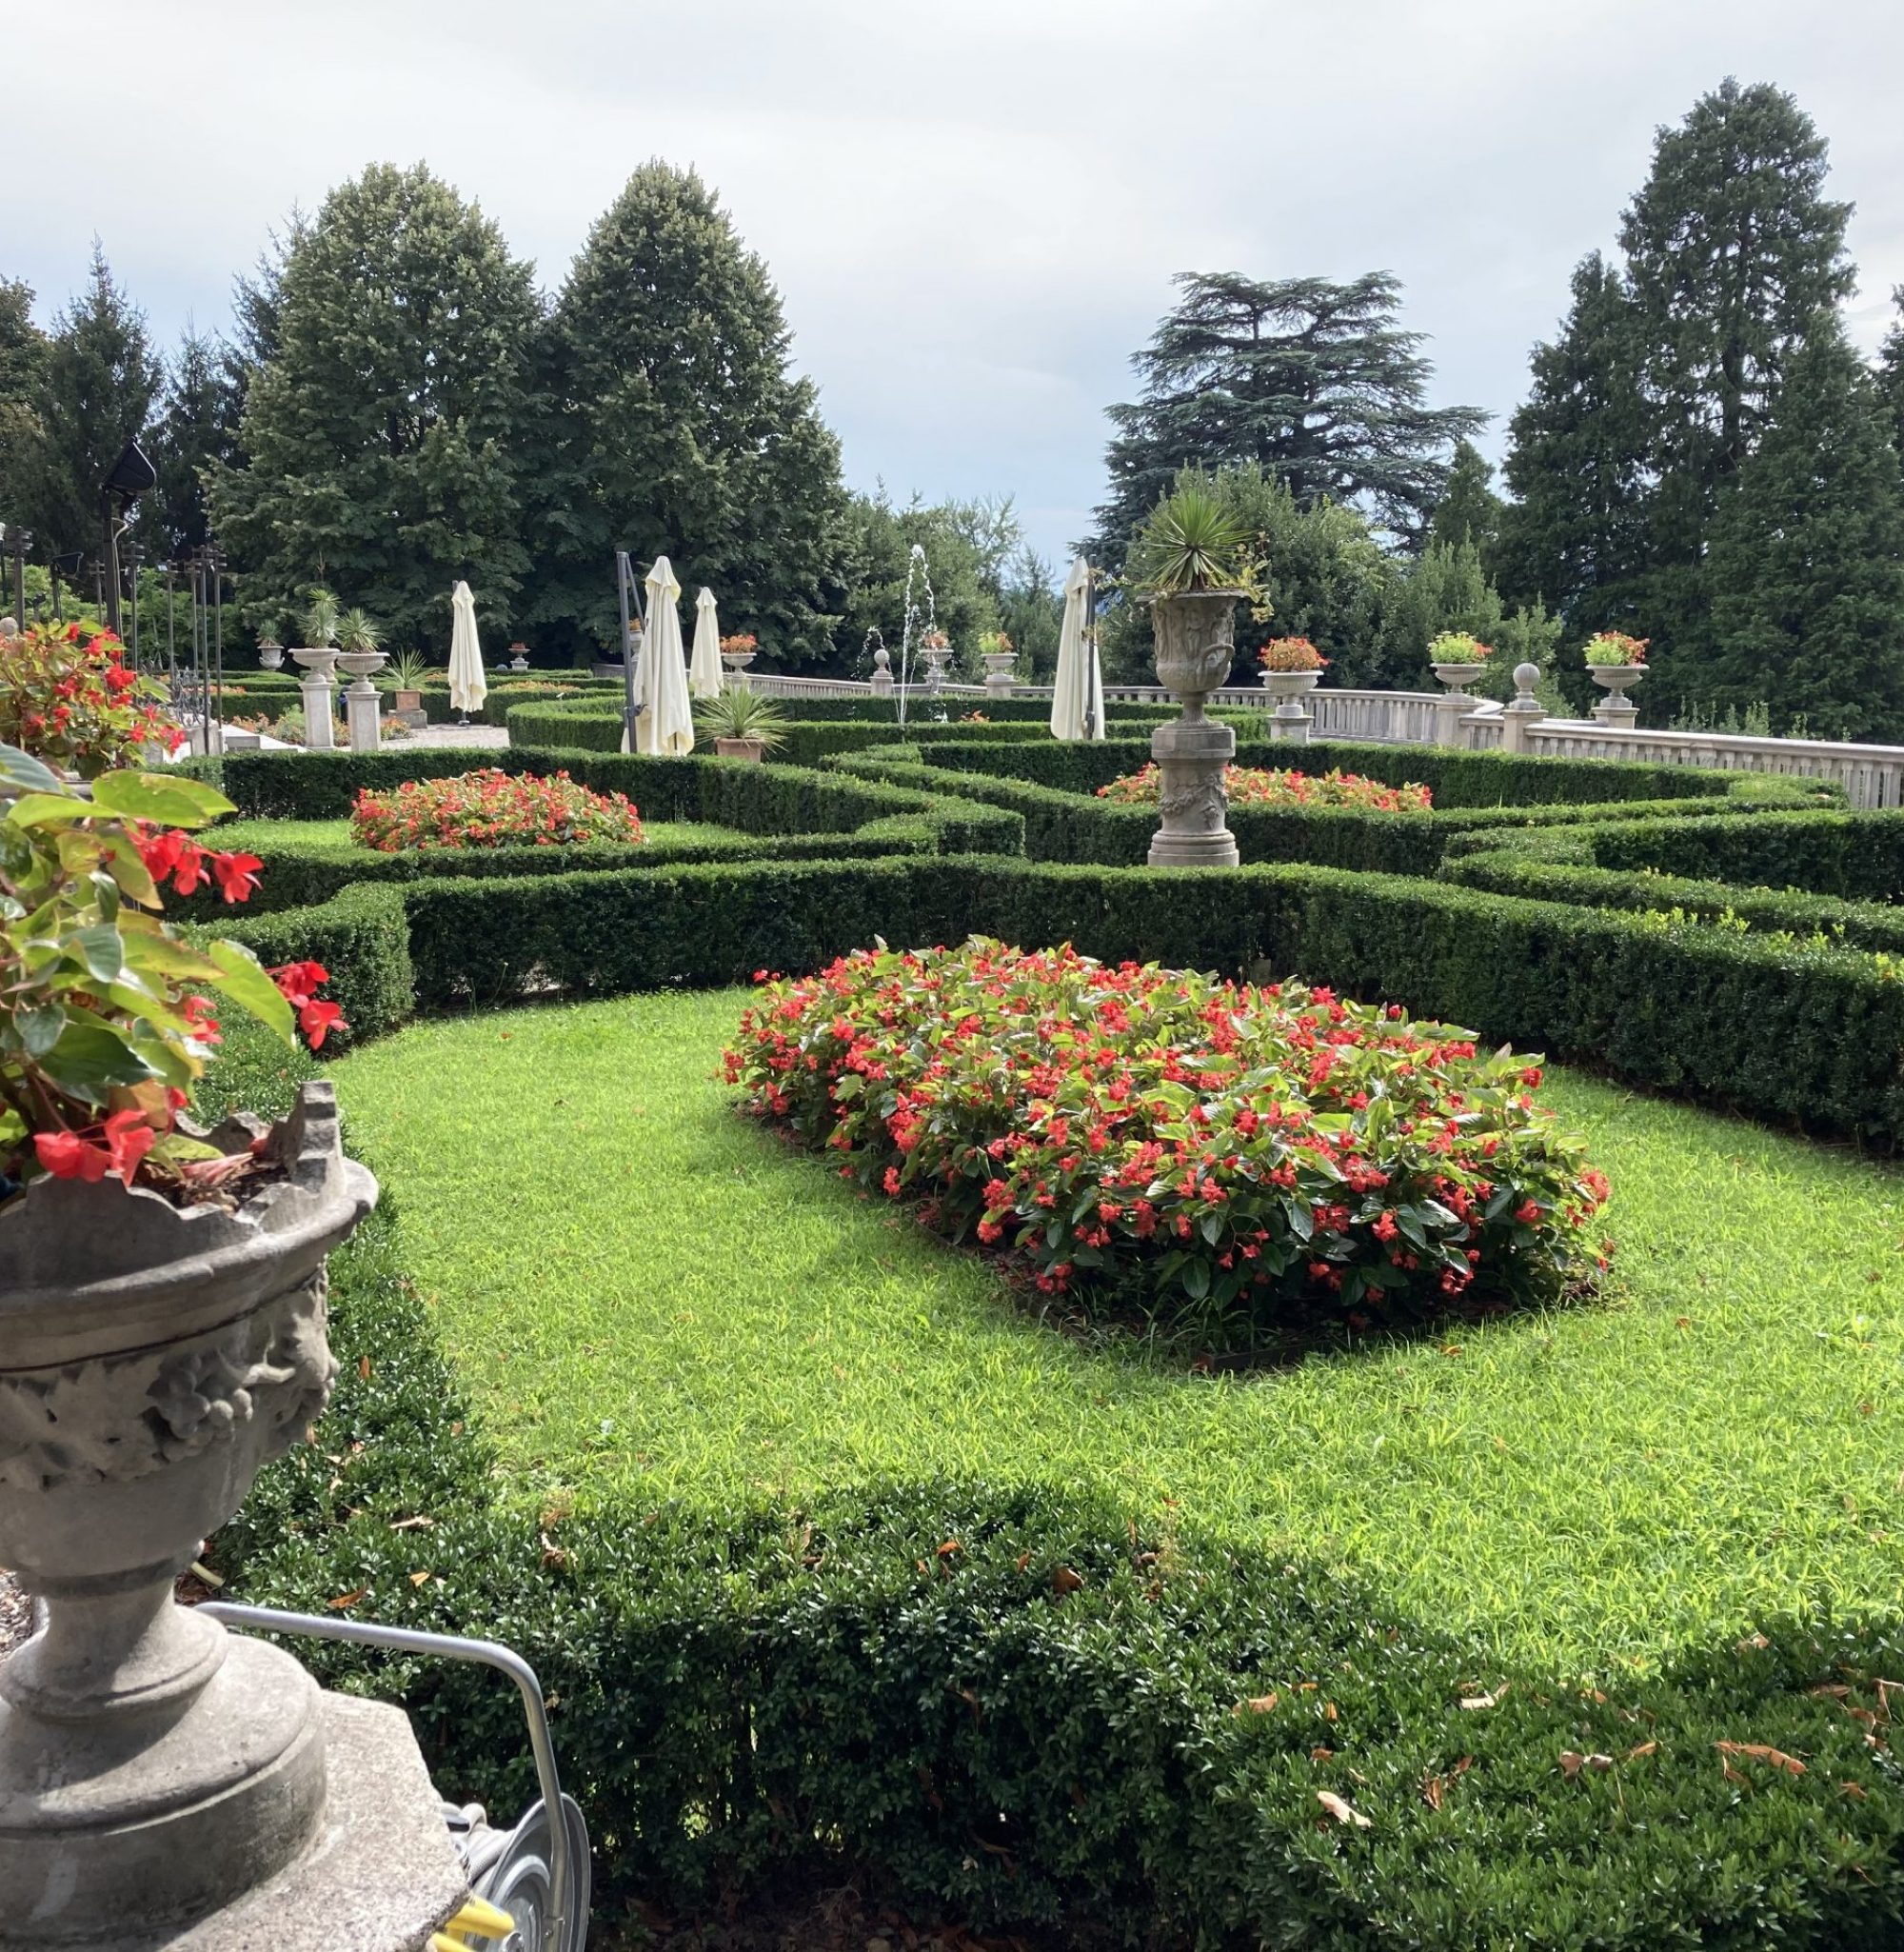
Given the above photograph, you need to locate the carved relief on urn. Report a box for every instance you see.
[0,1082,376,1938]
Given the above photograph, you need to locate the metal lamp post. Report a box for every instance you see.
[123,540,143,671]
[98,439,156,636]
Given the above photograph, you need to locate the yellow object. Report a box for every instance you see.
[429,1893,515,1948]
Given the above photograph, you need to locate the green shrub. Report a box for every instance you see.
[1574,807,1904,900]
[1441,848,1904,954]
[289,854,1904,1144]
[898,733,1777,808]
[829,751,1825,875]
[208,882,414,1042]
[731,940,1609,1341]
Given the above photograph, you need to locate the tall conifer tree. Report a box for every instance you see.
[210,166,539,647]
[1705,314,1904,740]
[26,244,160,558]
[1092,272,1483,565]
[525,163,845,665]
[150,324,237,556]
[1876,287,1904,461]
[1495,252,1651,648]
[0,279,47,533]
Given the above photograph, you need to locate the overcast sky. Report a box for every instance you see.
[12,0,1903,568]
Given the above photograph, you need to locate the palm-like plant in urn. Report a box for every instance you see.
[1128,482,1252,866]
[0,744,465,1940]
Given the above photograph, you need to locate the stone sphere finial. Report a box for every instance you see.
[1514,661,1539,697]
[873,646,891,671]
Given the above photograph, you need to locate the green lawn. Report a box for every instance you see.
[328,989,1904,1673]
[215,816,751,850]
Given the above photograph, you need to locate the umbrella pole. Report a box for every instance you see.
[615,550,637,750]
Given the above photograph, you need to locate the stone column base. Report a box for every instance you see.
[1148,714,1239,867]
[345,687,382,752]
[298,679,336,749]
[36,1693,470,1952]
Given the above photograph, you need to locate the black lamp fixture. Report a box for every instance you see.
[99,438,157,636]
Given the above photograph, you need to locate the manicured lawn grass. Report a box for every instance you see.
[329,988,1904,1672]
[214,816,751,850]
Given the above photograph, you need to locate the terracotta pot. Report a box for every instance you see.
[715,737,765,763]
[0,1084,376,1932]
[394,687,423,712]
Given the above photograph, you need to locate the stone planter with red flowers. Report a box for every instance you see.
[1582,632,1649,726]
[0,744,466,1942]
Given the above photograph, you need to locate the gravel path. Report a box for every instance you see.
[0,1571,30,1655]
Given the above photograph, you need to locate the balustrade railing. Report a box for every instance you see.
[741,669,1904,808]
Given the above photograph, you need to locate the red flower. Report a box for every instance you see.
[270,960,331,1007]
[33,1109,154,1185]
[297,998,347,1050]
[209,850,263,905]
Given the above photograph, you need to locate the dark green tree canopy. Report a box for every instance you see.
[0,279,47,546]
[1496,250,1651,645]
[25,244,160,558]
[1876,286,1904,461]
[209,164,539,648]
[1427,439,1504,559]
[149,323,239,557]
[1704,312,1904,741]
[524,162,845,666]
[1092,271,1484,565]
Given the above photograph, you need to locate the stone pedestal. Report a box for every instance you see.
[1146,587,1244,869]
[30,1693,469,1952]
[1263,671,1319,744]
[920,647,953,695]
[1148,711,1239,866]
[337,651,388,754]
[1590,665,1645,727]
[870,647,894,695]
[982,651,1017,698]
[289,649,340,751]
[1432,663,1487,747]
[1499,661,1547,753]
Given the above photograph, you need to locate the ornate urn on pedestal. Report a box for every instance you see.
[335,648,388,752]
[0,1087,469,1946]
[1147,588,1243,867]
[288,647,340,751]
[1130,482,1253,869]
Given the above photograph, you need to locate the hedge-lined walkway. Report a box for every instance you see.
[329,986,1904,1673]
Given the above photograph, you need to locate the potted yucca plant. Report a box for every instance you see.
[387,648,431,724]
[697,687,788,762]
[0,743,367,1935]
[1126,482,1255,868]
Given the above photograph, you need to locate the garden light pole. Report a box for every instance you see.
[123,539,142,671]
[98,438,156,636]
[164,560,179,687]
[4,525,27,630]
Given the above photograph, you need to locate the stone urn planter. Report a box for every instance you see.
[1146,588,1243,868]
[255,641,285,672]
[720,646,756,686]
[982,649,1017,697]
[714,736,765,763]
[1432,660,1490,747]
[288,647,340,752]
[1432,661,1489,692]
[1589,663,1646,724]
[335,648,389,753]
[0,1085,454,1940]
[1261,668,1321,742]
[507,642,530,672]
[918,643,954,693]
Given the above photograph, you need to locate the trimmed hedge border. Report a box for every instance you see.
[206,881,415,1043]
[185,747,1024,857]
[1441,848,1904,955]
[828,749,1832,875]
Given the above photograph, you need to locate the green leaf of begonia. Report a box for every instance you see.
[35,1016,158,1102]
[89,771,234,826]
[205,938,294,1044]
[0,744,65,797]
[68,925,125,985]
[15,1000,65,1058]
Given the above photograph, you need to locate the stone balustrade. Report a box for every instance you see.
[740,669,1904,808]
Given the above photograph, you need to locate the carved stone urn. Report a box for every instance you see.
[1589,662,1646,727]
[335,647,388,753]
[1146,588,1243,868]
[288,647,340,752]
[0,1084,465,1942]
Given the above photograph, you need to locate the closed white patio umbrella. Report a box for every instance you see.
[1050,557,1104,741]
[630,556,694,755]
[688,587,724,699]
[447,581,486,721]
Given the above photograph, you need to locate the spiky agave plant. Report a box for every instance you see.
[1128,482,1250,594]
